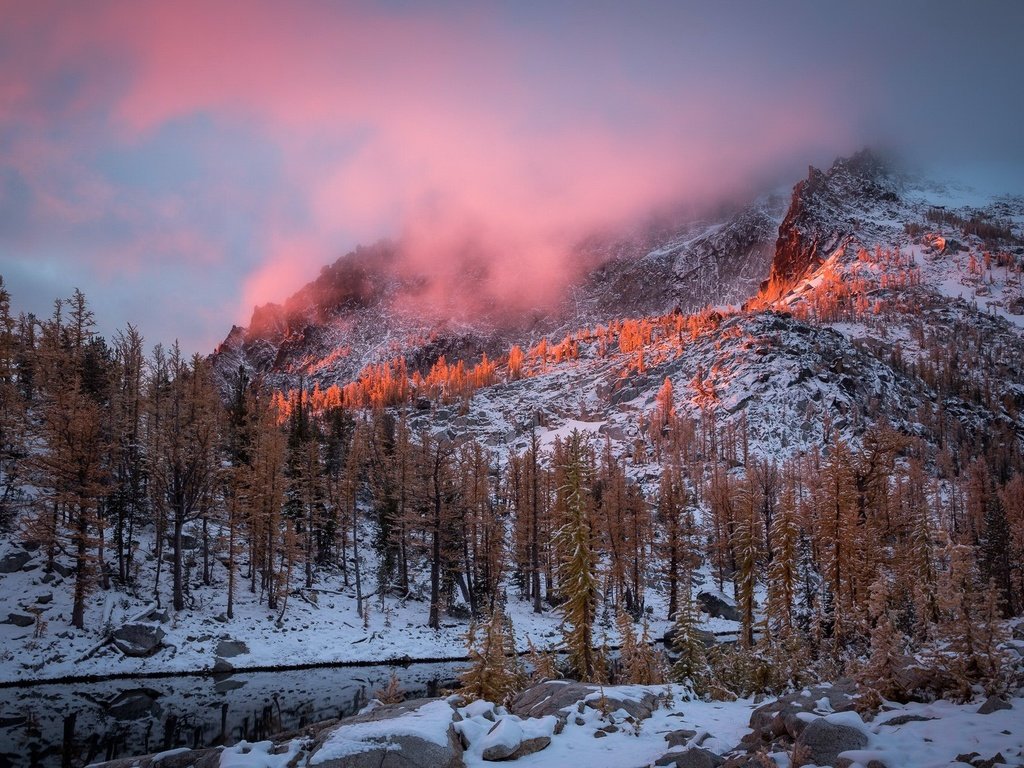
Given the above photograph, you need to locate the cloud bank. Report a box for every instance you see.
[1,1,1021,350]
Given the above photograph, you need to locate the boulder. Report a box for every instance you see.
[4,612,34,628]
[481,718,523,761]
[977,696,1012,715]
[506,735,549,760]
[308,698,463,768]
[696,591,740,622]
[0,551,31,573]
[584,688,659,721]
[509,681,598,719]
[655,747,724,768]
[792,718,868,768]
[35,593,53,605]
[50,560,74,577]
[890,655,957,702]
[111,624,165,657]
[664,728,698,747]
[747,679,859,743]
[215,639,249,658]
[479,717,550,761]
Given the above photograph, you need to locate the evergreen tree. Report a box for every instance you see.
[556,430,599,680]
[670,572,707,697]
[979,477,1014,616]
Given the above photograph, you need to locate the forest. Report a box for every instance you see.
[0,272,1022,707]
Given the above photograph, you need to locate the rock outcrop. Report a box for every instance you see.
[762,149,897,300]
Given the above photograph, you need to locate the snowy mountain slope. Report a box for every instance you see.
[214,149,1024,468]
[212,196,787,392]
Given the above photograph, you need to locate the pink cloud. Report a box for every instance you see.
[2,1,858,338]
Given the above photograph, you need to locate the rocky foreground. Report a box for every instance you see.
[93,678,1024,768]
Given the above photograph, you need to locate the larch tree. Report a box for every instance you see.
[0,277,27,530]
[29,291,111,629]
[148,347,220,613]
[459,605,521,704]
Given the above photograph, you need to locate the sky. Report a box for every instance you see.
[1,1,1022,353]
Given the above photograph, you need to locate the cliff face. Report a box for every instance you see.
[762,150,898,299]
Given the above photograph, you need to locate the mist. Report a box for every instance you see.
[1,0,1021,351]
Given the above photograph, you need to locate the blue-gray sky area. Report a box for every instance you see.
[1,0,1021,352]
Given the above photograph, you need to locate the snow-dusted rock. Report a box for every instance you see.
[792,715,868,768]
[0,551,31,573]
[308,697,463,768]
[480,717,524,760]
[976,695,1011,715]
[745,679,859,744]
[695,591,740,622]
[584,688,661,722]
[479,716,554,761]
[664,728,698,747]
[111,624,165,657]
[662,626,718,648]
[890,655,957,702]
[508,680,597,720]
[216,639,249,658]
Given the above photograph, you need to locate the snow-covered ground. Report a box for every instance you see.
[0,529,742,684]
[208,682,1024,768]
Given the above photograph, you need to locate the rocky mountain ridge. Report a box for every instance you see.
[212,151,1024,462]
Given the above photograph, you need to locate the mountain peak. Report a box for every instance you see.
[760,149,898,300]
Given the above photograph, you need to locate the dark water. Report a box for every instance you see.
[0,662,465,768]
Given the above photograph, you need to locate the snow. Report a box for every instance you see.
[457,689,1024,768]
[454,686,757,768]
[218,740,305,768]
[0,521,719,682]
[538,418,607,449]
[310,699,455,764]
[477,716,523,754]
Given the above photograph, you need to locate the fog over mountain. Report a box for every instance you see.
[1,1,1022,351]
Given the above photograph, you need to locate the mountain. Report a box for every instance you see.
[213,150,1024,460]
[213,195,788,391]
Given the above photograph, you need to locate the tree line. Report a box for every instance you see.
[0,277,1021,704]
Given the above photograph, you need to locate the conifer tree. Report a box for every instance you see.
[525,636,560,682]
[616,609,665,685]
[670,572,707,697]
[937,543,1009,698]
[767,466,799,637]
[979,479,1014,616]
[459,606,521,704]
[858,573,908,700]
[556,430,599,680]
[734,479,760,648]
[0,277,26,530]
